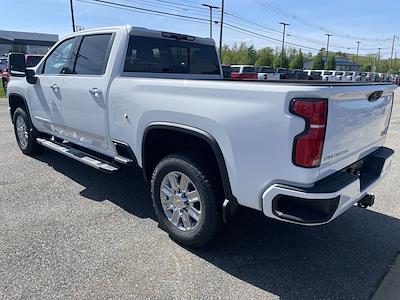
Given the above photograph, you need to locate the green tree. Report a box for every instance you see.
[221,44,234,65]
[312,52,325,70]
[326,55,336,70]
[290,50,305,69]
[273,51,289,68]
[255,47,274,66]
[361,64,372,72]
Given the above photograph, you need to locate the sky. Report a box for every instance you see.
[2,0,400,58]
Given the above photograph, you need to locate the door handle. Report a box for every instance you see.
[89,88,102,96]
[50,84,59,92]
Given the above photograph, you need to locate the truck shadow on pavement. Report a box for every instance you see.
[35,151,400,300]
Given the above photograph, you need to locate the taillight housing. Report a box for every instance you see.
[290,99,328,168]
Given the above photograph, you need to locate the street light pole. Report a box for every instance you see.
[70,0,76,32]
[279,22,289,67]
[218,0,224,59]
[389,35,396,74]
[202,4,219,39]
[325,34,332,70]
[356,41,361,63]
[377,47,381,72]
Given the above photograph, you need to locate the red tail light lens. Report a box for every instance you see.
[290,99,328,168]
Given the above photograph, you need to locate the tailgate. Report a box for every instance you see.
[321,85,395,166]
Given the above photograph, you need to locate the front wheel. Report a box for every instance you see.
[151,153,222,247]
[13,107,42,155]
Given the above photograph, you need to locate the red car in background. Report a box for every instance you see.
[2,54,44,93]
[230,65,258,80]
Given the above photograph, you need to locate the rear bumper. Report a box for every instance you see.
[262,147,394,225]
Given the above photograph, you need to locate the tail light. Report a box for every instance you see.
[290,99,328,168]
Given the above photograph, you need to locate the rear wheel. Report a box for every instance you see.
[151,153,222,247]
[13,107,42,155]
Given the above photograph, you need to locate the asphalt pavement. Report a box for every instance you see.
[0,90,399,300]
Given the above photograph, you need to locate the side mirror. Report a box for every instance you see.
[26,69,37,84]
[9,53,26,77]
[9,53,37,84]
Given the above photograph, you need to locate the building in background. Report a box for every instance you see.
[0,29,58,55]
[303,56,361,71]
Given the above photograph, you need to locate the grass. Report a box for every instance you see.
[0,83,4,98]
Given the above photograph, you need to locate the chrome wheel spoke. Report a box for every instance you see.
[187,191,200,204]
[161,198,173,211]
[171,209,180,226]
[168,174,179,192]
[161,185,174,198]
[188,206,200,222]
[181,210,191,229]
[179,175,189,192]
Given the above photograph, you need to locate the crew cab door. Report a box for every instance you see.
[61,33,114,154]
[29,37,78,133]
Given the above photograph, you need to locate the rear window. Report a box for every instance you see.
[26,56,43,67]
[242,67,255,73]
[124,36,220,75]
[260,67,274,73]
[231,67,240,73]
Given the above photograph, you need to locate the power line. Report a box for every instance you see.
[77,0,211,23]
[75,0,395,57]
[255,0,393,43]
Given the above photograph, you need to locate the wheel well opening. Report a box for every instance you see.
[143,128,225,195]
[9,94,27,121]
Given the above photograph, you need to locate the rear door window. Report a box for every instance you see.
[74,34,113,75]
[124,35,220,75]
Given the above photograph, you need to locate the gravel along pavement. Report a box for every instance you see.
[0,91,399,299]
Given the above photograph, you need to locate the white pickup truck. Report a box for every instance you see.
[7,25,395,247]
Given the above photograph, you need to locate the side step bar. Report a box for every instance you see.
[36,138,119,174]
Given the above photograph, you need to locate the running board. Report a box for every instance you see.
[36,138,119,173]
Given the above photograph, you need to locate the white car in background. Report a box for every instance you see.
[331,71,346,81]
[316,70,336,81]
[346,71,362,81]
[364,72,376,82]
[257,66,280,81]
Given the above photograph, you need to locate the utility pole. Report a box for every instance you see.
[389,35,396,74]
[218,0,224,59]
[325,34,332,70]
[70,0,76,32]
[202,4,219,39]
[356,41,361,63]
[377,47,381,72]
[279,22,289,67]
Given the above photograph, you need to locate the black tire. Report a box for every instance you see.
[151,153,222,247]
[13,107,43,155]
